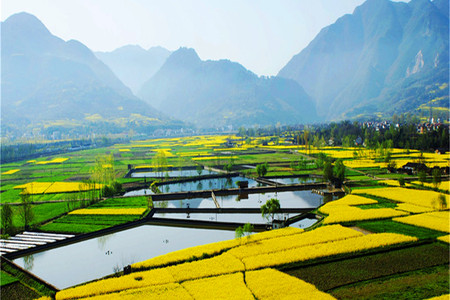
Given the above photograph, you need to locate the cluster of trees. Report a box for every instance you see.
[238,120,449,152]
[315,153,346,185]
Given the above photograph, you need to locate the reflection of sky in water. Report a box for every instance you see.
[123,176,263,196]
[155,190,323,209]
[270,177,322,185]
[153,212,291,224]
[153,213,318,229]
[289,218,318,229]
[13,225,235,289]
[131,169,217,178]
[217,191,322,209]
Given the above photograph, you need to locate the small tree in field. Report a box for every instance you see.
[418,170,427,186]
[433,194,448,210]
[261,198,281,222]
[19,190,34,230]
[323,160,333,182]
[432,168,442,190]
[196,165,203,176]
[256,162,269,177]
[235,223,254,244]
[1,203,14,236]
[334,159,346,183]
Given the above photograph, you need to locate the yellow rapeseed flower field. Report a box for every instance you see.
[35,158,68,164]
[82,283,192,300]
[325,194,378,206]
[242,233,417,270]
[2,169,20,175]
[246,268,336,300]
[14,182,104,194]
[118,149,131,152]
[181,272,254,300]
[68,208,146,215]
[353,187,450,209]
[395,203,434,213]
[319,205,408,224]
[393,211,450,233]
[437,235,450,244]
[56,268,175,300]
[410,181,450,192]
[167,253,245,282]
[228,225,362,260]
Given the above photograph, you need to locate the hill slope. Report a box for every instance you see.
[278,0,449,120]
[1,12,164,134]
[138,48,318,127]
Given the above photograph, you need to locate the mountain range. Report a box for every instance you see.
[278,0,449,120]
[2,0,449,138]
[137,48,318,127]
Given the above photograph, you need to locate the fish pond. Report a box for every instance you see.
[131,169,218,178]
[153,190,323,209]
[13,225,236,289]
[123,176,262,196]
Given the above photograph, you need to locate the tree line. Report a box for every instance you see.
[238,120,449,152]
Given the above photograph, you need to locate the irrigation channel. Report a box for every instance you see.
[7,171,339,290]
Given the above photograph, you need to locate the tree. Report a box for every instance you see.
[196,165,203,176]
[323,160,333,182]
[334,159,346,182]
[261,198,281,222]
[224,162,233,173]
[398,177,405,187]
[1,203,14,235]
[152,150,168,177]
[315,153,326,169]
[19,190,34,230]
[418,170,427,186]
[433,194,448,210]
[432,168,442,190]
[256,163,269,177]
[235,223,254,244]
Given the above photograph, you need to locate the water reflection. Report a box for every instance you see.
[13,225,236,289]
[23,254,34,271]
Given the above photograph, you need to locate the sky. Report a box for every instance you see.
[1,0,404,76]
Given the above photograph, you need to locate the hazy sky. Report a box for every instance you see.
[1,0,405,76]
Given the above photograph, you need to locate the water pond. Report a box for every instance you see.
[131,169,217,178]
[13,225,235,289]
[289,218,318,229]
[153,190,322,209]
[153,212,306,225]
[123,176,262,196]
[269,176,322,185]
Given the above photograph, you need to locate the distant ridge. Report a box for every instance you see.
[138,47,319,127]
[96,45,171,94]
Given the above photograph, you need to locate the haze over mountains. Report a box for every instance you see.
[279,0,449,120]
[1,0,449,138]
[95,46,171,94]
[137,47,318,127]
[1,12,165,136]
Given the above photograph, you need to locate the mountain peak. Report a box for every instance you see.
[166,47,201,65]
[3,12,51,35]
